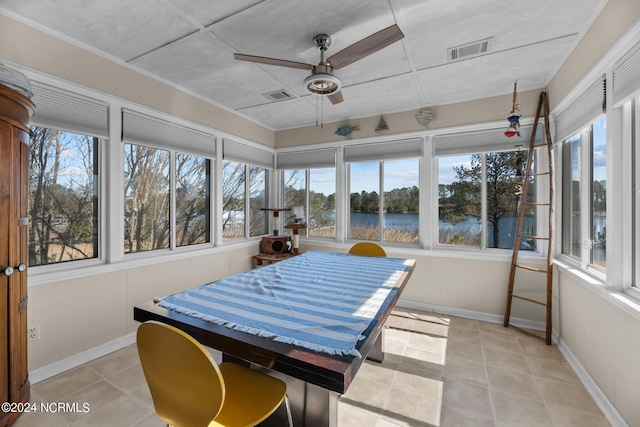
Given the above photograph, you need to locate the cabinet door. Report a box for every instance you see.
[0,118,30,426]
[8,126,30,404]
[0,119,11,416]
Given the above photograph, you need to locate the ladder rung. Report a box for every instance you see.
[534,143,551,148]
[533,172,551,176]
[512,294,547,306]
[522,202,550,206]
[515,264,549,273]
[519,235,549,240]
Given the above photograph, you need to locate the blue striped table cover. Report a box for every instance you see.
[159,251,412,358]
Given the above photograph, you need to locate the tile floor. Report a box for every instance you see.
[13,309,610,427]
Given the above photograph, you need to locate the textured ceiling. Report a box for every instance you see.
[0,0,605,130]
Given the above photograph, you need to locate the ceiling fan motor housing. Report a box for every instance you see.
[313,34,332,51]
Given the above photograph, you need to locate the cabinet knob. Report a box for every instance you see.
[3,264,26,276]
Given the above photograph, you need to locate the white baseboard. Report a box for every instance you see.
[556,337,629,427]
[396,298,628,427]
[396,299,547,331]
[29,332,137,385]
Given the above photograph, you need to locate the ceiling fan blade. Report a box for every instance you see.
[327,24,404,70]
[327,91,344,105]
[233,53,314,71]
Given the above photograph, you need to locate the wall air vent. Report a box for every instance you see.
[447,38,493,62]
[263,90,292,101]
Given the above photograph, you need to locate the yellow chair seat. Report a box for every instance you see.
[136,321,291,427]
[212,362,286,426]
[348,242,387,257]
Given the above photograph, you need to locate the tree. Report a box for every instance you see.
[441,152,533,248]
[123,144,170,252]
[222,161,246,237]
[176,154,210,246]
[29,127,98,265]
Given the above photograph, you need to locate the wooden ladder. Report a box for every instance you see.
[503,91,555,345]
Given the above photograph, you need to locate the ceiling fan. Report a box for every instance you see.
[233,24,404,105]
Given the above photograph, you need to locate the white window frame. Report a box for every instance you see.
[346,157,421,247]
[558,115,607,281]
[27,81,109,273]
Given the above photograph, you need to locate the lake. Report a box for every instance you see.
[350,212,538,249]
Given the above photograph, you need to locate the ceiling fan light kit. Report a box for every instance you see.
[304,65,341,95]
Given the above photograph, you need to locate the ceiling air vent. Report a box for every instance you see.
[447,38,493,62]
[263,90,292,101]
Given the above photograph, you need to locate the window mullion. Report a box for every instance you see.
[580,128,592,269]
[633,99,640,288]
[245,164,251,237]
[481,153,487,249]
[169,151,176,250]
[379,161,384,242]
[305,169,311,238]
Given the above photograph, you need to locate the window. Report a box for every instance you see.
[122,109,215,252]
[562,135,581,258]
[222,139,272,240]
[437,150,535,250]
[175,153,210,246]
[222,160,246,239]
[561,116,607,271]
[29,127,99,266]
[123,149,212,252]
[222,161,268,239]
[124,144,170,253]
[27,81,108,268]
[438,154,481,246]
[348,158,419,244]
[249,166,268,237]
[278,147,336,238]
[283,168,336,238]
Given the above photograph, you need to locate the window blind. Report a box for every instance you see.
[223,139,274,169]
[555,75,606,141]
[613,41,640,106]
[343,138,422,162]
[434,124,536,156]
[122,109,216,158]
[30,81,109,138]
[276,147,336,169]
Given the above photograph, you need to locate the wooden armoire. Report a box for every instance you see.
[0,82,34,426]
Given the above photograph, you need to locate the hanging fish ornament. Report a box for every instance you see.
[375,115,388,134]
[335,124,359,138]
[505,81,521,138]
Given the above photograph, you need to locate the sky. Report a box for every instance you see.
[313,158,420,195]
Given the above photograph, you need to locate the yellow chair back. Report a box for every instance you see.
[348,242,387,257]
[137,321,225,427]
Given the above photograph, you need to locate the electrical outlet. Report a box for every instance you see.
[28,324,39,342]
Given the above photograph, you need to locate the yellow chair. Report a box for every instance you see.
[137,321,292,427]
[348,242,387,257]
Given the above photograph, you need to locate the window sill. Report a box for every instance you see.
[301,238,548,263]
[27,239,258,287]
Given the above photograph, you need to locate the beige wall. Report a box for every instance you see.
[275,89,541,148]
[0,14,275,147]
[555,271,640,426]
[27,244,257,371]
